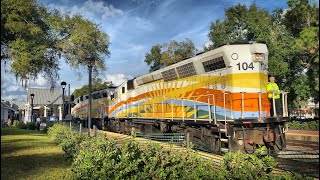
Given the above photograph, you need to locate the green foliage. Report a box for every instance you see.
[47,128,309,180]
[70,134,120,179]
[1,0,60,85]
[206,3,270,50]
[17,121,27,129]
[1,0,110,87]
[145,38,196,72]
[73,78,113,99]
[43,122,55,133]
[52,12,110,72]
[47,124,71,144]
[69,137,219,180]
[206,0,319,107]
[138,143,219,180]
[12,120,19,127]
[287,120,319,131]
[220,146,278,179]
[47,124,87,160]
[26,122,36,130]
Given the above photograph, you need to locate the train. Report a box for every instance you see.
[71,43,289,153]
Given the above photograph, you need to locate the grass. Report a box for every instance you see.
[1,128,71,180]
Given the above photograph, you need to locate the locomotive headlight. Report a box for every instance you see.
[254,53,265,62]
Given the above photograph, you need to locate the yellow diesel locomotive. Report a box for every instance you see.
[71,43,289,153]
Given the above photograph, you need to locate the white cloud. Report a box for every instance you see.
[48,0,123,22]
[29,76,49,87]
[205,41,213,48]
[105,74,134,86]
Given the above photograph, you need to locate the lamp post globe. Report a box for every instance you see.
[30,93,35,122]
[61,81,67,121]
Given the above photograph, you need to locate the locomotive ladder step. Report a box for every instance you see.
[220,138,228,142]
[220,147,229,152]
[217,119,234,122]
[219,128,227,132]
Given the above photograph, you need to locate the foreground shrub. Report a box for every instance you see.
[71,134,120,179]
[17,121,27,129]
[59,131,87,160]
[47,124,86,159]
[219,146,278,179]
[69,135,220,180]
[138,143,219,180]
[48,124,71,144]
[12,120,19,127]
[43,122,54,133]
[26,122,36,130]
[287,120,319,131]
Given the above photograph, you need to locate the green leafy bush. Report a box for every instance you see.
[287,120,319,131]
[219,146,278,179]
[17,121,27,129]
[26,122,36,130]
[42,122,55,133]
[50,128,309,180]
[12,120,19,127]
[70,134,120,179]
[69,136,219,180]
[47,124,87,160]
[59,131,86,160]
[47,124,71,144]
[138,143,219,180]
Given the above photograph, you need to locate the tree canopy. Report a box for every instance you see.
[73,78,113,99]
[206,1,319,107]
[1,0,110,87]
[145,38,196,72]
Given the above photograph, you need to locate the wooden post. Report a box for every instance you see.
[79,123,82,134]
[93,125,96,137]
[186,132,190,149]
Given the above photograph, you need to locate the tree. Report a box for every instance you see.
[1,0,110,87]
[144,38,196,72]
[206,3,270,50]
[1,0,60,86]
[206,1,319,107]
[285,0,319,103]
[73,78,113,99]
[145,44,162,72]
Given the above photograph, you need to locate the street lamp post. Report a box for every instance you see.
[30,94,35,122]
[85,54,94,134]
[61,81,67,121]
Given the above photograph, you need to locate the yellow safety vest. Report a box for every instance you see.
[266,83,280,99]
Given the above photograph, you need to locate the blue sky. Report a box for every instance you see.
[1,0,288,101]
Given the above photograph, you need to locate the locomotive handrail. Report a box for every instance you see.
[194,97,197,121]
[182,98,185,122]
[207,95,212,123]
[110,91,289,120]
[241,92,245,119]
[258,92,262,118]
[281,91,289,117]
[272,92,276,117]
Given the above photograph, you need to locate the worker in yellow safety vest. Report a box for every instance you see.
[267,76,281,117]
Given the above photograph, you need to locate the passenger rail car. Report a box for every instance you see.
[71,43,289,153]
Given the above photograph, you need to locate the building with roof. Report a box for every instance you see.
[25,88,64,122]
[1,101,15,124]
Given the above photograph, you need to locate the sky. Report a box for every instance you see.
[1,0,288,102]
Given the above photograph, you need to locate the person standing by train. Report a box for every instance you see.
[267,76,281,117]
